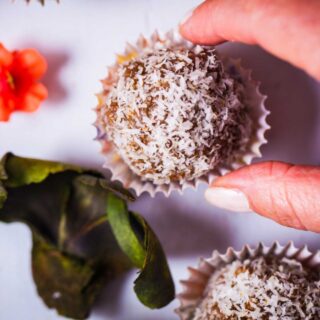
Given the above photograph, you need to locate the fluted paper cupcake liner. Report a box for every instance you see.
[94,30,270,197]
[176,241,320,320]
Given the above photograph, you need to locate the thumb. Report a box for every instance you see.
[205,162,320,232]
[180,0,320,81]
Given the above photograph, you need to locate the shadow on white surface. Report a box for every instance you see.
[220,43,320,166]
[42,49,70,104]
[93,272,130,318]
[132,192,232,257]
[1,1,320,319]
[4,42,70,105]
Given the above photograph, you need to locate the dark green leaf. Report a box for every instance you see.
[99,179,135,202]
[0,182,7,209]
[0,159,8,208]
[32,233,101,319]
[0,153,174,318]
[108,194,175,309]
[2,153,83,188]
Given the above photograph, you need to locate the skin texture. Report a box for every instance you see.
[180,0,320,80]
[213,162,320,232]
[180,0,320,232]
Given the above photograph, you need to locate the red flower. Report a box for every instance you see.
[0,43,48,121]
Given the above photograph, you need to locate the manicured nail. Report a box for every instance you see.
[205,187,251,212]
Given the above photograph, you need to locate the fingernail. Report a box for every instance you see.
[205,187,251,212]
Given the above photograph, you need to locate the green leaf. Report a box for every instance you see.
[0,181,7,209]
[2,153,83,188]
[0,153,174,318]
[32,233,101,319]
[99,178,135,202]
[0,159,8,208]
[107,194,145,268]
[108,194,175,309]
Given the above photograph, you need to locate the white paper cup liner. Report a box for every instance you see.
[176,241,320,320]
[94,30,270,197]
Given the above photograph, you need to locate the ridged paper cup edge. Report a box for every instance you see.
[176,241,320,320]
[94,29,270,197]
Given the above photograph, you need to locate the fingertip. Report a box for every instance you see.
[211,162,292,189]
[179,7,197,42]
[209,162,320,232]
[179,1,224,45]
[210,166,249,189]
[205,187,252,212]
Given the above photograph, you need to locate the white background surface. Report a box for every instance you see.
[1,1,320,319]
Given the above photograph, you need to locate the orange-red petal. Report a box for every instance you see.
[0,44,48,121]
[0,96,12,121]
[18,82,48,112]
[13,48,47,80]
[0,43,13,67]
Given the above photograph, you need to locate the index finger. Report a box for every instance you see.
[180,0,320,81]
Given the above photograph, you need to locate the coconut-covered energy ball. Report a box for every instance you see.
[100,46,252,185]
[192,257,320,320]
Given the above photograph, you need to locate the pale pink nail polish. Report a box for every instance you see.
[205,187,252,212]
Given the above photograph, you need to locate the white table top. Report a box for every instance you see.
[0,1,320,319]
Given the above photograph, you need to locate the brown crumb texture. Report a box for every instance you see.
[100,46,252,185]
[192,257,320,320]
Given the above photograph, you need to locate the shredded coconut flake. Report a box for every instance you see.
[193,257,320,320]
[100,46,252,184]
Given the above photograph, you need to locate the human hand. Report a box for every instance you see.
[180,0,320,232]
